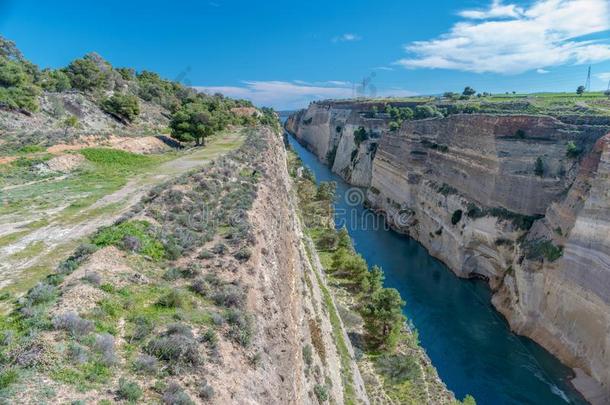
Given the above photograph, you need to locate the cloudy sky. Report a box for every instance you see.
[2,0,610,109]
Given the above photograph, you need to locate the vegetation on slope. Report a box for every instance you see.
[0,129,268,403]
[287,150,475,405]
[0,36,280,151]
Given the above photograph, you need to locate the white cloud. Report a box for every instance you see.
[374,66,394,71]
[333,33,362,43]
[194,81,415,110]
[537,68,550,74]
[459,0,523,19]
[195,81,352,110]
[396,0,610,74]
[597,72,610,81]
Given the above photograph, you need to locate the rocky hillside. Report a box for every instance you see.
[0,127,372,404]
[286,99,610,404]
[0,36,261,156]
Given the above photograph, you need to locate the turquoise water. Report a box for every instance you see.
[286,131,588,405]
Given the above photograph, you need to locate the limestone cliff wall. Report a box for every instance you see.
[285,102,385,187]
[243,128,369,404]
[287,104,610,403]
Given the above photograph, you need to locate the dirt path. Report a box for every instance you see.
[0,131,244,295]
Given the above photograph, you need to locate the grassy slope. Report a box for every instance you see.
[0,129,266,403]
[0,130,245,299]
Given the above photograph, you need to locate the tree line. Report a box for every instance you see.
[0,36,274,146]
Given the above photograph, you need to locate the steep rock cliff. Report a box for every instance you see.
[286,103,610,403]
[285,102,385,187]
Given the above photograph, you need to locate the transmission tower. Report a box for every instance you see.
[585,66,591,92]
[607,79,610,92]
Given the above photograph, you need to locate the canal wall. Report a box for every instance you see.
[286,102,610,404]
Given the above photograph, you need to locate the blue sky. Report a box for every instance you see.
[1,0,610,109]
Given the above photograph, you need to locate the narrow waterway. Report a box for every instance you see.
[285,131,587,405]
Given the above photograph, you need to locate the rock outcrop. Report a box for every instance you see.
[286,101,610,404]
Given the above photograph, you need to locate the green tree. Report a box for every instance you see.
[62,115,80,136]
[0,57,40,111]
[367,265,385,295]
[389,121,400,132]
[462,86,476,97]
[414,105,442,119]
[331,249,370,289]
[576,85,585,96]
[115,67,136,81]
[337,227,352,250]
[169,102,217,145]
[101,93,140,123]
[354,126,369,145]
[566,141,581,158]
[604,89,610,98]
[39,69,71,92]
[64,53,112,91]
[363,288,405,350]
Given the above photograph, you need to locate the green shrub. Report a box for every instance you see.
[354,126,369,146]
[133,354,158,374]
[129,316,154,342]
[92,333,117,366]
[146,325,200,368]
[101,93,140,122]
[92,220,165,260]
[375,353,420,383]
[451,209,463,225]
[566,141,582,158]
[234,247,252,262]
[523,238,563,262]
[52,312,94,337]
[39,69,71,92]
[225,308,254,347]
[117,378,143,402]
[0,49,41,112]
[156,289,186,308]
[0,368,19,389]
[198,380,215,400]
[24,282,56,305]
[414,105,443,119]
[64,53,112,92]
[314,384,329,402]
[302,344,313,366]
[163,383,194,405]
[438,183,458,196]
[212,284,246,308]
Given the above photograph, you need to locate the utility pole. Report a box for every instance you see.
[585,66,591,92]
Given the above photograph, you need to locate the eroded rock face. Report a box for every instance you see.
[285,102,384,187]
[286,103,610,403]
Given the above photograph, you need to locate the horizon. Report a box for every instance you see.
[2,0,610,109]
